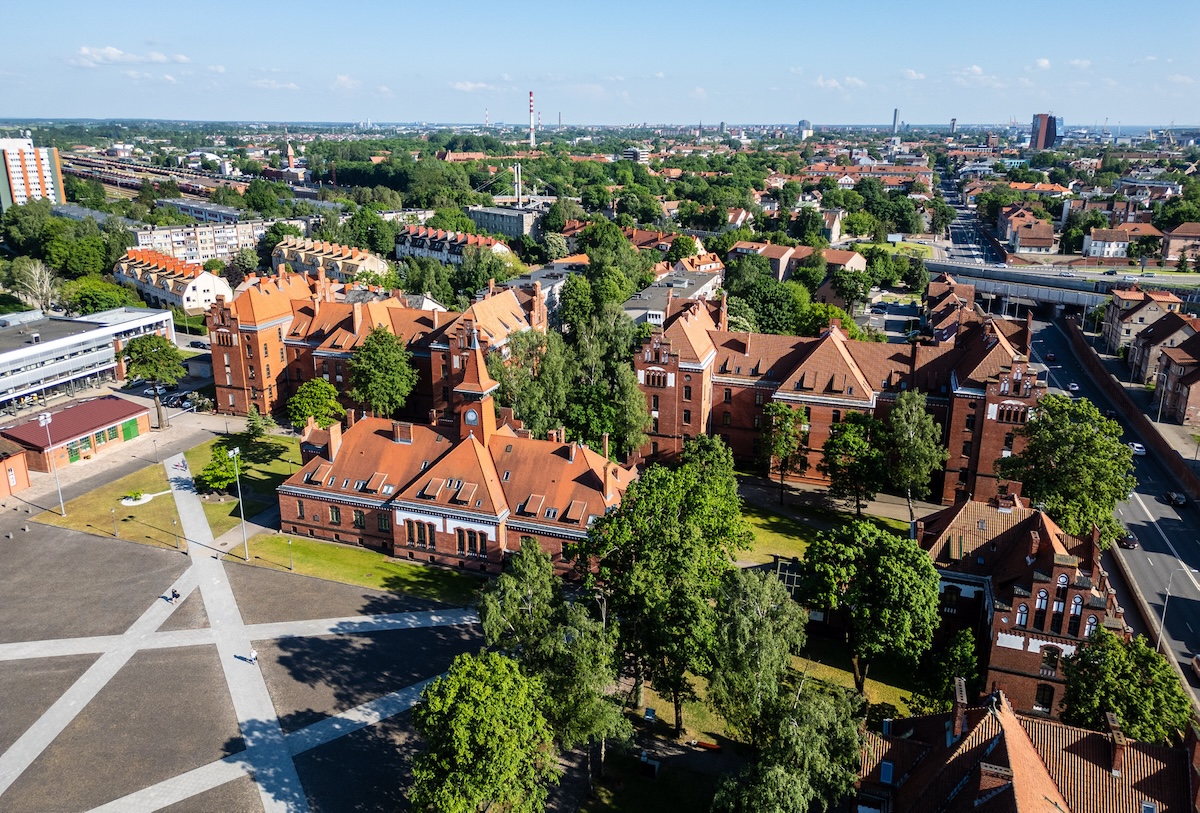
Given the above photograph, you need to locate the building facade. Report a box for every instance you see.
[0,395,150,472]
[465,206,541,239]
[395,225,511,266]
[132,218,312,264]
[1102,286,1183,355]
[1163,223,1200,261]
[0,138,64,213]
[114,250,233,315]
[157,198,244,224]
[271,236,390,282]
[1031,113,1057,150]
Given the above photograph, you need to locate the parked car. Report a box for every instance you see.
[1068,382,1080,393]
[1104,410,1117,419]
[1117,531,1140,549]
[126,376,145,389]
[870,305,888,314]
[1129,442,1146,456]
[1166,491,1188,508]
[163,395,182,408]
[143,385,166,397]
[189,340,208,349]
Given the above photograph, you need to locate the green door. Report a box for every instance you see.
[67,442,80,463]
[121,419,138,441]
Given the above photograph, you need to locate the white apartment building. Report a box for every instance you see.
[132,218,311,264]
[0,138,65,213]
[114,250,234,315]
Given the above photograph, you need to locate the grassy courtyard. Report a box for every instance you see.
[225,532,483,606]
[848,240,932,259]
[185,434,301,537]
[741,498,910,564]
[37,464,184,550]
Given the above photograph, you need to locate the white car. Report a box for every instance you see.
[1068,383,1080,393]
[1129,442,1146,456]
[143,385,166,397]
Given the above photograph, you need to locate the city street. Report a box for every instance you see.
[1029,318,1200,698]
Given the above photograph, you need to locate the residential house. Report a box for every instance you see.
[623,269,722,326]
[1081,227,1131,258]
[636,296,1042,505]
[1011,220,1055,254]
[725,208,754,230]
[1101,286,1183,355]
[858,689,1192,813]
[1128,310,1200,384]
[113,249,233,315]
[272,236,390,282]
[917,494,1127,718]
[277,344,637,575]
[924,273,979,345]
[394,225,512,266]
[997,204,1040,244]
[822,208,844,243]
[1155,332,1200,425]
[726,241,864,281]
[1006,181,1071,198]
[1163,223,1200,261]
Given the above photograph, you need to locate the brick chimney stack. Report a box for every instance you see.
[952,677,968,738]
[602,432,610,460]
[328,419,342,462]
[392,421,413,444]
[1106,712,1127,777]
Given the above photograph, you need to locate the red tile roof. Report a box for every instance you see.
[0,396,147,451]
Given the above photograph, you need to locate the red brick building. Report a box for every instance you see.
[0,438,30,498]
[0,396,150,472]
[278,341,636,575]
[208,271,546,420]
[859,689,1194,813]
[917,495,1128,719]
[637,290,1043,505]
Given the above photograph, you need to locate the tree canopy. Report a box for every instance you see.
[759,402,808,504]
[286,378,346,429]
[885,390,948,520]
[347,325,418,418]
[818,412,887,516]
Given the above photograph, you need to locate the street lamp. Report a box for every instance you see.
[153,439,159,464]
[1156,371,1168,423]
[228,446,249,561]
[289,538,293,572]
[173,518,179,550]
[39,413,65,517]
[111,507,117,537]
[1157,566,1199,652]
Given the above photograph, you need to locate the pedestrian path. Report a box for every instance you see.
[0,453,477,812]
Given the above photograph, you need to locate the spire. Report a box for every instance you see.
[454,330,499,397]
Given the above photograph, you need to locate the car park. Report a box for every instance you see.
[1068,383,1080,392]
[1166,492,1188,508]
[1117,531,1140,549]
[1128,442,1146,456]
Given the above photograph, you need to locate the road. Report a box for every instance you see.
[1031,319,1200,696]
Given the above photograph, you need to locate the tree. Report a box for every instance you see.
[759,402,808,504]
[797,521,940,692]
[1179,248,1191,273]
[202,258,226,274]
[818,412,886,516]
[829,266,872,315]
[425,207,475,234]
[479,538,560,665]
[543,231,568,260]
[575,437,751,736]
[196,442,238,493]
[1061,627,1192,745]
[410,651,560,813]
[485,329,573,441]
[348,325,418,418]
[708,569,808,748]
[286,378,345,429]
[665,234,698,264]
[125,333,186,429]
[10,259,60,311]
[907,629,978,715]
[886,391,949,520]
[226,248,258,288]
[995,394,1136,545]
[245,405,276,441]
[60,275,140,315]
[258,221,303,267]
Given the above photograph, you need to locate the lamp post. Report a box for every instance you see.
[288,538,293,572]
[1157,566,1199,652]
[228,447,248,561]
[1156,371,1168,423]
[173,518,179,550]
[39,413,65,517]
[153,439,159,464]
[111,507,117,537]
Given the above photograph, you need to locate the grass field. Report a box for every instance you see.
[849,240,932,259]
[185,434,300,537]
[37,463,183,550]
[741,498,910,564]
[226,532,483,605]
[794,638,915,718]
[582,753,721,813]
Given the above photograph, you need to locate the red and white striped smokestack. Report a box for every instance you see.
[529,91,536,149]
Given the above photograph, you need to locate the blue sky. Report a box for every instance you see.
[2,0,1196,127]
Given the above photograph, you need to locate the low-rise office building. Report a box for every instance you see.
[466,206,541,239]
[0,395,150,471]
[157,198,244,224]
[114,250,233,315]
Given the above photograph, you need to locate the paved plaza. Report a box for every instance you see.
[0,452,482,812]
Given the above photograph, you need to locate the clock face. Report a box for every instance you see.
[465,409,479,426]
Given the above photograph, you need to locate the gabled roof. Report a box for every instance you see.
[1130,311,1199,349]
[777,325,874,401]
[0,396,148,451]
[397,434,505,517]
[1164,222,1200,237]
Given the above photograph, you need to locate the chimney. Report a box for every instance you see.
[547,428,559,443]
[352,302,363,335]
[952,677,968,738]
[569,442,577,463]
[346,410,356,428]
[392,421,413,444]
[914,519,925,542]
[328,419,343,462]
[602,432,610,460]
[428,409,438,426]
[1106,712,1127,776]
[604,464,614,501]
[1028,530,1041,562]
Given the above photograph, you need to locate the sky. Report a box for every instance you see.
[2,0,1197,128]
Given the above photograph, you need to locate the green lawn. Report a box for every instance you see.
[185,434,300,537]
[36,463,184,550]
[741,499,910,564]
[226,532,484,606]
[582,753,720,813]
[793,638,916,719]
[849,240,932,259]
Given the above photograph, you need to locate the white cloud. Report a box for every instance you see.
[450,81,495,92]
[844,76,865,88]
[1069,59,1091,69]
[332,74,361,91]
[901,68,925,80]
[1167,73,1195,84]
[952,65,1004,89]
[654,71,665,79]
[814,75,841,90]
[72,45,189,67]
[121,70,152,80]
[500,73,512,81]
[1035,58,1050,70]
[377,85,393,96]
[251,78,299,91]
[789,67,805,75]
[207,65,226,74]
[689,86,707,100]
[965,64,983,75]
[161,74,177,84]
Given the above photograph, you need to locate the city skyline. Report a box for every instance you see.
[1,0,1198,127]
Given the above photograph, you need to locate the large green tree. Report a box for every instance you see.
[60,275,141,315]
[797,521,939,693]
[286,378,345,429]
[125,333,186,429]
[994,394,1136,545]
[907,629,979,715]
[818,412,886,516]
[347,325,418,418]
[226,248,258,288]
[708,569,808,748]
[759,402,808,504]
[1061,627,1192,745]
[410,651,560,813]
[576,436,751,736]
[886,390,948,520]
[485,329,574,441]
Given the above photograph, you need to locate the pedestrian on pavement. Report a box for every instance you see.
[170,588,180,604]
[249,648,258,664]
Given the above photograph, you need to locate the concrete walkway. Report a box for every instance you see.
[0,452,478,812]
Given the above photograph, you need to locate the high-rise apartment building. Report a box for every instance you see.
[0,139,64,213]
[1031,113,1057,150]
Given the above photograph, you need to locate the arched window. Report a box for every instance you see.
[1085,615,1098,638]
[1034,589,1049,629]
[1068,595,1083,636]
[1041,646,1062,676]
[1016,604,1029,627]
[1036,590,1049,610]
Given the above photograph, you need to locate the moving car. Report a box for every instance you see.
[1129,442,1146,456]
[1166,491,1188,508]
[1058,271,1076,277]
[1045,353,1057,363]
[1103,269,1117,276]
[1068,383,1080,393]
[189,340,208,349]
[1117,531,1140,549]
[1123,275,1138,282]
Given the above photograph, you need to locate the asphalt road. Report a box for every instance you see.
[1030,319,1200,695]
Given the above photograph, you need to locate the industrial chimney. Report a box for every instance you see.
[529,91,536,149]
